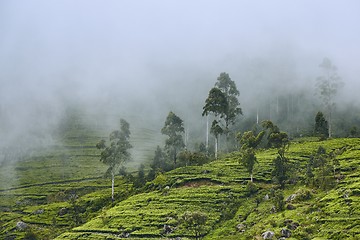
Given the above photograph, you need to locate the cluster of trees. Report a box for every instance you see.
[202,72,242,158]
[237,120,291,187]
[96,58,348,201]
[306,146,342,190]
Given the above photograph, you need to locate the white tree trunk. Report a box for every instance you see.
[206,115,209,150]
[215,137,218,159]
[328,107,332,138]
[111,171,115,202]
[250,173,253,183]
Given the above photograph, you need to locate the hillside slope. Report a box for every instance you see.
[55,138,360,239]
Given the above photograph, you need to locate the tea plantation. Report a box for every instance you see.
[1,128,360,239]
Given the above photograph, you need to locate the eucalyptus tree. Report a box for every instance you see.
[215,72,242,129]
[210,120,224,159]
[202,87,228,158]
[238,130,265,182]
[161,111,185,167]
[96,119,132,202]
[316,58,344,138]
[203,73,242,156]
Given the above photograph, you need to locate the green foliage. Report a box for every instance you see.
[152,172,168,188]
[23,229,39,240]
[96,119,132,201]
[307,146,341,190]
[238,131,265,182]
[246,181,258,195]
[239,130,265,149]
[148,146,173,181]
[202,87,228,120]
[3,117,360,240]
[215,72,242,128]
[178,150,210,167]
[272,147,290,189]
[314,111,329,139]
[210,120,224,159]
[181,211,208,240]
[262,120,289,149]
[161,111,185,167]
[210,120,224,138]
[239,148,257,179]
[273,189,285,212]
[349,126,358,137]
[259,120,292,188]
[134,164,146,188]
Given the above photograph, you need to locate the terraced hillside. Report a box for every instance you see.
[55,138,360,239]
[0,112,162,240]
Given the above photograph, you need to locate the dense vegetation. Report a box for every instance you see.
[1,68,360,239]
[1,117,360,239]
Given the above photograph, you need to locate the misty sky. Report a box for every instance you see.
[1,0,360,147]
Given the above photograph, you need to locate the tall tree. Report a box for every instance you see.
[202,88,228,158]
[203,73,242,156]
[96,119,132,202]
[210,120,224,159]
[238,130,265,182]
[202,87,228,119]
[261,120,290,188]
[161,111,185,167]
[215,72,242,129]
[316,58,344,138]
[314,111,329,138]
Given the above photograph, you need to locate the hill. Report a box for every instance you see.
[1,115,359,240]
[55,138,360,239]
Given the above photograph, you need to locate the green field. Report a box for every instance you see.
[1,119,360,240]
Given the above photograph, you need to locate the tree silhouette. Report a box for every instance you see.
[96,119,132,202]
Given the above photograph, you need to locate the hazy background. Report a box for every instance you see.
[1,0,360,161]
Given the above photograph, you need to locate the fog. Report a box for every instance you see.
[1,1,360,163]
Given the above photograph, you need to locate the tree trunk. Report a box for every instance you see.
[215,137,218,159]
[250,173,253,183]
[111,171,115,202]
[328,107,332,138]
[206,115,209,151]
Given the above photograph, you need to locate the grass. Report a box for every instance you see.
[1,113,360,239]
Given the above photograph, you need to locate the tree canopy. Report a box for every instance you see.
[96,119,132,201]
[215,72,242,128]
[161,111,185,167]
[238,131,265,182]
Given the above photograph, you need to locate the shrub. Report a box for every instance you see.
[181,211,208,240]
[246,181,259,195]
[273,190,285,212]
[294,188,312,202]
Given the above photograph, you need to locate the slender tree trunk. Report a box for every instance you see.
[328,107,332,138]
[215,137,218,159]
[256,107,259,125]
[111,171,115,202]
[206,115,209,151]
[250,173,253,183]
